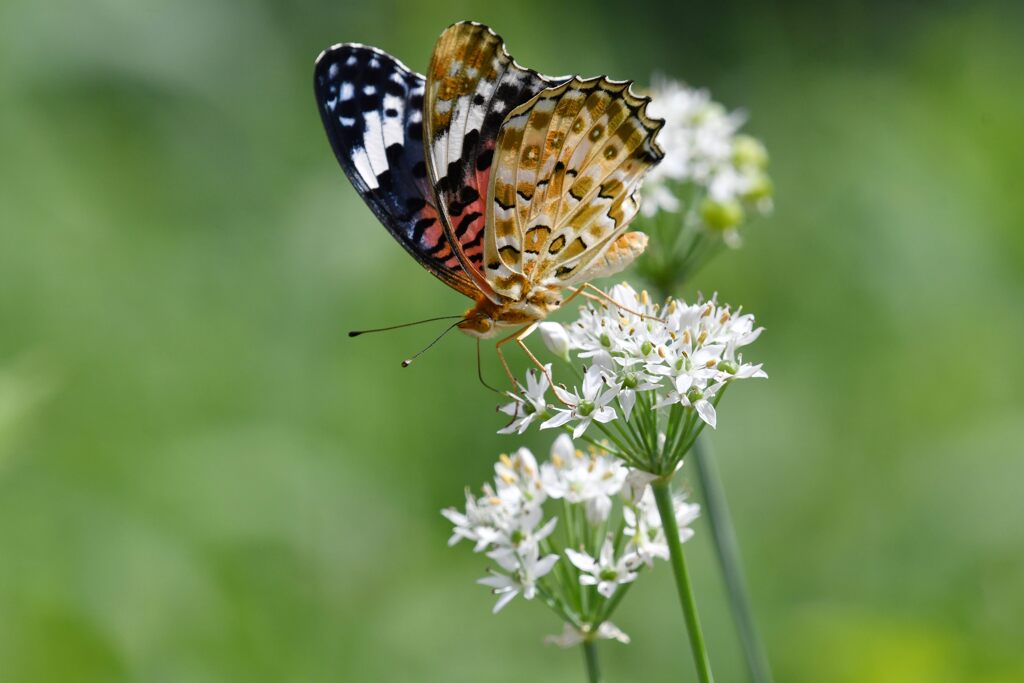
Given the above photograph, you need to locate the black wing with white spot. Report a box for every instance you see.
[314,44,478,297]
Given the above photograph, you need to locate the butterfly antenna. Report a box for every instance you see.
[349,315,463,337]
[401,318,468,368]
[476,338,500,393]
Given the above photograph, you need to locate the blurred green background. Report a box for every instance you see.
[2,0,1023,681]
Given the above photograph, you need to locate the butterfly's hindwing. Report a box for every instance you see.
[314,44,476,296]
[484,77,664,297]
[424,22,569,297]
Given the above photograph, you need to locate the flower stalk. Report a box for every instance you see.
[652,478,714,683]
[582,640,602,683]
[692,437,774,683]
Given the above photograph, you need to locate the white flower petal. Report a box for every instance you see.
[695,399,717,428]
[540,411,573,430]
[565,549,597,573]
[492,589,518,613]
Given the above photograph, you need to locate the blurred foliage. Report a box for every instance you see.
[1,0,1023,681]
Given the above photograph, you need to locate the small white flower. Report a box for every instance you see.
[441,488,506,552]
[493,447,547,511]
[621,469,659,505]
[478,543,560,613]
[540,434,628,524]
[597,357,663,421]
[487,511,558,560]
[544,621,631,648]
[624,488,700,567]
[540,366,618,438]
[566,537,639,598]
[656,375,725,428]
[498,365,552,434]
[538,322,571,361]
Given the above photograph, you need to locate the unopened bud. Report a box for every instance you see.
[719,360,738,375]
[700,198,745,231]
[742,170,774,203]
[732,134,769,169]
[538,322,571,361]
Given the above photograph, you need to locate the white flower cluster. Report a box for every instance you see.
[641,76,772,244]
[501,283,766,448]
[442,434,699,643]
[443,446,558,613]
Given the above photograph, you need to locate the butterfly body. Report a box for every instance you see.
[459,283,563,338]
[315,22,663,345]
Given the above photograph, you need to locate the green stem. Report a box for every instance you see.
[651,479,714,683]
[582,640,602,683]
[692,437,774,683]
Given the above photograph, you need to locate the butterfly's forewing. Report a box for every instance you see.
[314,44,478,297]
[484,77,664,298]
[424,21,568,301]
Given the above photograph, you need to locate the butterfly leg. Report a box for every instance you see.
[561,285,589,308]
[495,323,554,386]
[494,323,574,406]
[494,333,523,393]
[576,283,666,323]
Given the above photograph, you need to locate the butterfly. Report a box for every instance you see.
[314,21,663,367]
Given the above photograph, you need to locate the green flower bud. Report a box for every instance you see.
[686,386,704,403]
[578,400,595,417]
[700,198,745,231]
[623,372,639,389]
[719,360,738,375]
[742,170,774,203]
[600,333,611,348]
[732,134,769,169]
[599,568,618,582]
[511,529,525,545]
[641,341,653,356]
